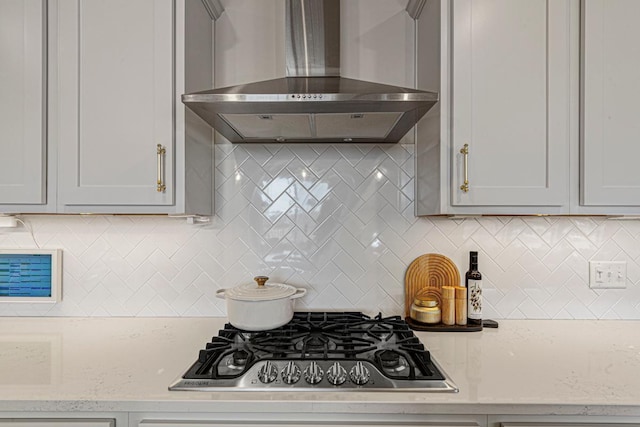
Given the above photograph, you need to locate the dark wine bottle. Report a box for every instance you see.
[465,251,483,326]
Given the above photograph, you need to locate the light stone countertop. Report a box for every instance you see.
[0,317,639,416]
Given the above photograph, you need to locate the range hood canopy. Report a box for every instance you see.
[183,0,438,143]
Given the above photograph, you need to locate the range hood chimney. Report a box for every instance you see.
[182,0,438,143]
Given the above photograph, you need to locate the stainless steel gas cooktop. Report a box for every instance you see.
[169,312,458,392]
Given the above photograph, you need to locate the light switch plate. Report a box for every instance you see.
[589,261,627,289]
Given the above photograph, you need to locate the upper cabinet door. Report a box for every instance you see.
[581,0,640,206]
[450,0,572,208]
[0,0,46,205]
[56,0,174,206]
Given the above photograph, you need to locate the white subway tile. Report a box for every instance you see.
[3,144,640,319]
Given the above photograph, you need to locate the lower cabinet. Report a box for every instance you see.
[500,425,631,427]
[488,415,640,427]
[0,419,114,427]
[2,413,640,427]
[131,413,487,427]
[0,412,126,427]
[140,424,478,427]
[127,413,640,427]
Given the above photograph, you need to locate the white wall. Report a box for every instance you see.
[1,143,639,318]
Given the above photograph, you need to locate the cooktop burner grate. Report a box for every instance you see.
[170,312,458,392]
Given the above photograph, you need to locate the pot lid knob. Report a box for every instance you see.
[254,276,269,287]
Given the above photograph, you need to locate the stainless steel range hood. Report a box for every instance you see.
[182,0,438,143]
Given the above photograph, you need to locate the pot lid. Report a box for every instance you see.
[413,296,438,308]
[224,276,297,301]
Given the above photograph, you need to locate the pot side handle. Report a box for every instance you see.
[215,288,226,299]
[291,288,307,300]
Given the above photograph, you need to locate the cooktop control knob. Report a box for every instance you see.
[281,361,301,384]
[349,361,370,385]
[257,361,278,384]
[303,361,324,385]
[326,362,347,386]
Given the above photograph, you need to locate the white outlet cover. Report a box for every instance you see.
[589,261,627,289]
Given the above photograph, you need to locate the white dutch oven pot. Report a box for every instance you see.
[216,276,307,331]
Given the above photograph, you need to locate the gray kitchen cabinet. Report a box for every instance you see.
[0,412,127,427]
[500,424,634,427]
[578,0,640,211]
[0,0,215,216]
[133,413,487,427]
[139,424,480,427]
[488,414,640,427]
[0,0,49,211]
[416,0,576,215]
[448,0,572,211]
[0,421,114,427]
[418,0,640,216]
[50,0,214,215]
[55,0,175,209]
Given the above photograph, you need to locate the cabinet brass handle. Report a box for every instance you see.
[157,144,166,193]
[460,143,469,193]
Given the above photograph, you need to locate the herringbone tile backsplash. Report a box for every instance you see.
[1,144,639,318]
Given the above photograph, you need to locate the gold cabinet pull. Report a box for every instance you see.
[157,144,166,193]
[460,143,469,193]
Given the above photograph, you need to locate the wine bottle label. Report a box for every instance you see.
[467,279,482,319]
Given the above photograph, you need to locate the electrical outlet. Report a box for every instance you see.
[589,261,627,289]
